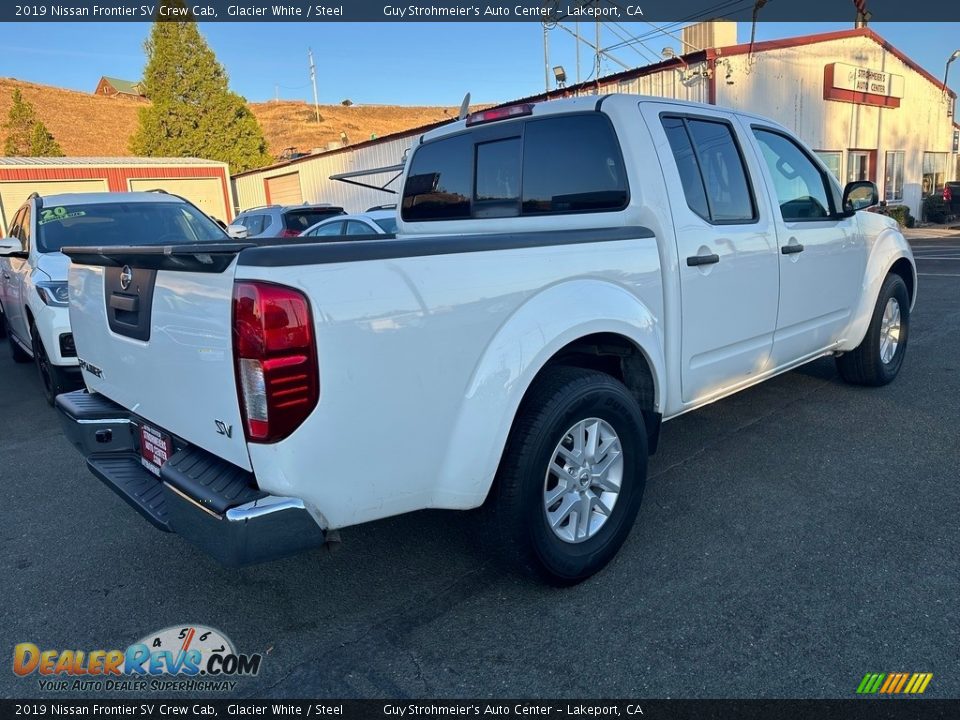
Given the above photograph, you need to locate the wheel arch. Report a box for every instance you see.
[431,278,665,510]
[839,229,916,353]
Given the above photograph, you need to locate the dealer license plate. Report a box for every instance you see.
[139,423,173,478]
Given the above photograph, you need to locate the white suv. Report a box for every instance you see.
[0,191,227,404]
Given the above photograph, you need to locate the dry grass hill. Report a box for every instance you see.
[0,77,466,162]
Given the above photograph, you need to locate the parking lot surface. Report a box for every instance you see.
[1,239,958,699]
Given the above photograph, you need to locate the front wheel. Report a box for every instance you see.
[836,273,910,386]
[490,367,648,585]
[31,324,78,406]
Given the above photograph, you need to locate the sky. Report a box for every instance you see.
[1,21,959,106]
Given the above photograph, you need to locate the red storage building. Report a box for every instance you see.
[0,156,235,234]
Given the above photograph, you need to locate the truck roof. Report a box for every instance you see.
[418,93,786,144]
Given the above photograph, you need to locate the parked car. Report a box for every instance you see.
[301,209,397,237]
[231,204,345,238]
[57,95,916,584]
[0,191,228,404]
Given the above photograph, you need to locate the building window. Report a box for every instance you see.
[884,151,905,202]
[815,151,842,181]
[847,151,872,183]
[922,152,949,197]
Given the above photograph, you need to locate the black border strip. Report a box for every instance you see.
[236,226,654,268]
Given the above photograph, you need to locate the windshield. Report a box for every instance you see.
[373,217,398,233]
[35,201,228,253]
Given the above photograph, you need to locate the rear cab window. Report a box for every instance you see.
[283,208,346,233]
[401,112,628,222]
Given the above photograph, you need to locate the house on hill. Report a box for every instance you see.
[93,76,147,100]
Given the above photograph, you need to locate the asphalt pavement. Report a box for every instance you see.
[1,238,958,699]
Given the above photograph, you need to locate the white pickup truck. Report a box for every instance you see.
[57,95,915,584]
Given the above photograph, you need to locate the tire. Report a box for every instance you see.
[7,315,31,363]
[836,273,910,387]
[490,366,648,585]
[31,324,77,406]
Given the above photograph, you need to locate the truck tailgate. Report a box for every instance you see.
[66,246,251,471]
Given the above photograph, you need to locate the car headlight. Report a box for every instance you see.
[36,281,70,307]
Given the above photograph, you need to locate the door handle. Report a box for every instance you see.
[686,253,720,267]
[781,243,805,255]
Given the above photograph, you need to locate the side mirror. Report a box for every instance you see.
[0,237,25,257]
[842,181,879,215]
[226,224,249,239]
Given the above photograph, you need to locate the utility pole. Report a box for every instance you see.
[542,24,550,92]
[308,48,320,123]
[575,21,581,85]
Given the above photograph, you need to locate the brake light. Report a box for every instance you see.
[232,281,319,443]
[280,228,301,238]
[465,103,535,126]
[944,186,953,203]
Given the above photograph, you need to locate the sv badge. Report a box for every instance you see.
[214,420,233,438]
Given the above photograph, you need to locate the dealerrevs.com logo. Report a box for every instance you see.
[13,625,262,692]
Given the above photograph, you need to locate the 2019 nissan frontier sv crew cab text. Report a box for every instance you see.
[55,96,916,584]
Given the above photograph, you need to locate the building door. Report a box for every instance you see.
[265,172,303,206]
[847,151,872,183]
[750,127,867,365]
[647,107,780,405]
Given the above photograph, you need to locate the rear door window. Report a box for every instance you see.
[308,221,344,237]
[345,221,374,235]
[661,115,755,224]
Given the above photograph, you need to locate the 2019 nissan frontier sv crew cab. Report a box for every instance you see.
[56,95,916,584]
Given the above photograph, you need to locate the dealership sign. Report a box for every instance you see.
[824,63,904,108]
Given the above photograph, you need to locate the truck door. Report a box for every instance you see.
[645,108,780,404]
[746,125,867,366]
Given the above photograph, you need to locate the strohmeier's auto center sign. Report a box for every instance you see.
[824,62,905,107]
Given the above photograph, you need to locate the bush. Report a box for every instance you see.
[923,195,950,224]
[884,204,913,228]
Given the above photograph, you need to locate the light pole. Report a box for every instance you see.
[943,49,960,96]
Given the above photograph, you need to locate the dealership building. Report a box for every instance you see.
[0,156,235,234]
[233,25,959,221]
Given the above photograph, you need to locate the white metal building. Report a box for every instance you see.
[233,25,958,220]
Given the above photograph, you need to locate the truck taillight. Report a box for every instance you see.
[232,281,319,443]
[944,186,953,203]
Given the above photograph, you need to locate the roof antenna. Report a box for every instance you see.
[458,92,471,120]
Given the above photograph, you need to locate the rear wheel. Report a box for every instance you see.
[7,315,31,363]
[836,273,910,386]
[490,367,648,585]
[31,324,77,406]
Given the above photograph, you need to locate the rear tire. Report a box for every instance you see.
[31,324,77,406]
[836,273,910,386]
[7,315,31,363]
[490,367,648,585]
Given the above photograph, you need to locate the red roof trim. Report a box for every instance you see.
[714,27,956,100]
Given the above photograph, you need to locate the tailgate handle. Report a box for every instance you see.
[110,294,139,313]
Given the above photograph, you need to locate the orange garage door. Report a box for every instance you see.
[265,172,302,206]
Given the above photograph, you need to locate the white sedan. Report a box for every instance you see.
[300,208,397,238]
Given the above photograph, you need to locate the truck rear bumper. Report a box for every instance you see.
[56,389,326,567]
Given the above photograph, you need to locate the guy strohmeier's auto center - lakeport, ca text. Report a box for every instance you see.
[14,3,644,19]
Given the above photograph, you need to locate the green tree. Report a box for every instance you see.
[130,4,272,173]
[3,89,64,157]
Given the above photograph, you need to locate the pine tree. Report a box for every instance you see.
[130,3,272,173]
[3,89,63,157]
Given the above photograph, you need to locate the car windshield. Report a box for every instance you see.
[35,201,227,253]
[283,209,344,232]
[373,217,397,233]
